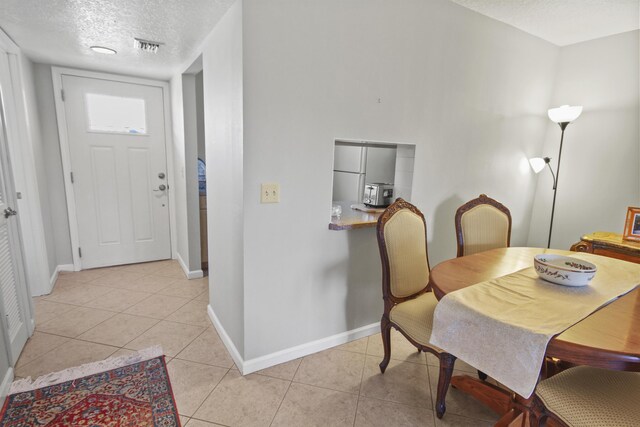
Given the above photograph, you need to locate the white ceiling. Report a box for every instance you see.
[1,0,637,80]
[0,0,235,80]
[450,0,640,46]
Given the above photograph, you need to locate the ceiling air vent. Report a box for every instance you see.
[134,38,163,53]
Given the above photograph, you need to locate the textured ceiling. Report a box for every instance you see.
[1,0,636,79]
[449,0,639,46]
[0,0,235,80]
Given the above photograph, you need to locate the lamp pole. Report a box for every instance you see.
[543,105,582,248]
[547,122,568,248]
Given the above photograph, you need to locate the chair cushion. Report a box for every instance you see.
[389,292,438,346]
[460,204,509,256]
[383,209,430,298]
[537,366,640,427]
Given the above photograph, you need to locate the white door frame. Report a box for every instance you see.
[0,28,46,304]
[0,99,31,364]
[51,67,177,270]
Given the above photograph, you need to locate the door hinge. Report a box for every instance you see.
[78,247,82,258]
[61,89,65,102]
[70,172,74,183]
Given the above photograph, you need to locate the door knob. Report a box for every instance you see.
[3,207,17,218]
[153,184,167,192]
[158,172,166,179]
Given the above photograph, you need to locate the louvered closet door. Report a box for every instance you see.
[0,94,29,364]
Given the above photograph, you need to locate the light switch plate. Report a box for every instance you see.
[261,183,280,203]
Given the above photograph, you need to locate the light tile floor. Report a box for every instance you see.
[17,260,499,427]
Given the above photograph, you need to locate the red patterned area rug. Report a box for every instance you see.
[0,346,180,426]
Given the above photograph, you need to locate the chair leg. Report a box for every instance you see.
[435,353,456,419]
[528,396,548,427]
[477,370,488,381]
[379,316,392,373]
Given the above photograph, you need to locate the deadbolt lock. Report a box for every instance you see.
[158,172,166,179]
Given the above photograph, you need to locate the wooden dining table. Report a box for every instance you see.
[428,247,640,424]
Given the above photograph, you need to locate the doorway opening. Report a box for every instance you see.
[52,67,175,270]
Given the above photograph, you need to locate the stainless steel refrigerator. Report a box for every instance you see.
[332,143,396,202]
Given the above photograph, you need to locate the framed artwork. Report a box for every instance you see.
[622,207,640,242]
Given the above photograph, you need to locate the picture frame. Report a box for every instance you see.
[622,206,640,242]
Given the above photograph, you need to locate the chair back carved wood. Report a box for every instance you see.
[377,198,431,312]
[455,194,512,257]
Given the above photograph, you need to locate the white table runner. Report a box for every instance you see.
[429,253,640,398]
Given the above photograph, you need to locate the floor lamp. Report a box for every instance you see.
[530,105,583,248]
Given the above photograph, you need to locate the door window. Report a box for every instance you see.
[85,93,147,134]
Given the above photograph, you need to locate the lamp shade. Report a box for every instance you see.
[548,105,582,123]
[529,157,546,174]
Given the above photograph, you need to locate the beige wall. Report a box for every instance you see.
[239,0,558,360]
[0,341,9,404]
[528,30,640,249]
[201,0,245,355]
[32,63,73,271]
[195,71,206,162]
[170,73,204,274]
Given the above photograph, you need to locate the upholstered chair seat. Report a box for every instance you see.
[533,366,640,426]
[376,198,456,419]
[389,292,438,346]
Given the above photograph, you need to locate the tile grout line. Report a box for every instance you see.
[268,350,309,427]
[289,378,361,397]
[12,332,72,375]
[183,366,232,422]
[352,335,371,427]
[425,356,438,426]
[170,325,212,362]
[267,378,293,427]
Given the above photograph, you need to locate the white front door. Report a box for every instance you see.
[0,97,29,364]
[61,75,171,269]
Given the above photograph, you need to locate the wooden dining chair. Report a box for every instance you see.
[376,198,456,419]
[529,366,640,426]
[454,194,511,381]
[455,194,512,257]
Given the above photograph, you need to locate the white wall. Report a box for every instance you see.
[240,0,558,359]
[31,63,73,271]
[528,30,640,249]
[169,72,204,276]
[18,58,56,275]
[181,74,202,271]
[0,340,9,404]
[195,71,206,162]
[169,75,190,273]
[201,0,245,356]
[28,64,73,272]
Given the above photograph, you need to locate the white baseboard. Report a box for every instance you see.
[242,322,379,375]
[207,305,244,371]
[0,367,14,408]
[37,263,75,297]
[176,253,204,280]
[187,269,204,279]
[206,303,379,375]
